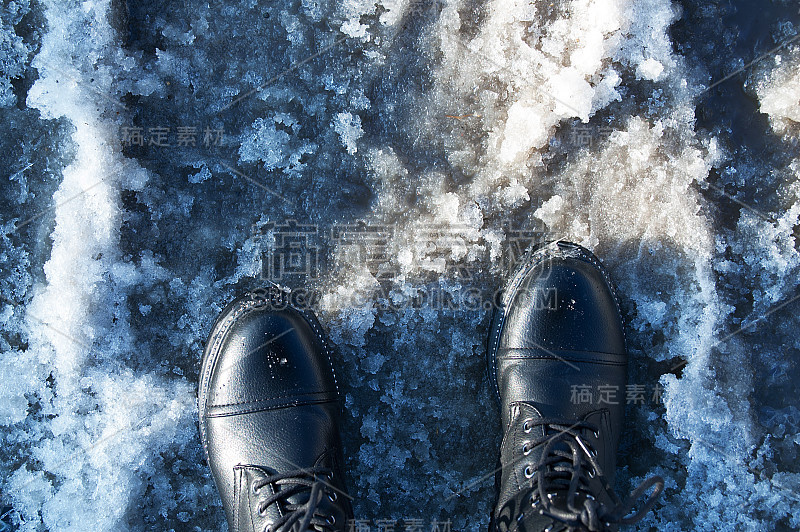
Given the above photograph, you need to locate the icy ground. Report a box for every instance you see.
[1,0,800,530]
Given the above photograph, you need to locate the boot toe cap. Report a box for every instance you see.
[500,241,625,355]
[203,302,337,411]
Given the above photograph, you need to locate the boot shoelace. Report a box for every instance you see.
[522,418,664,532]
[252,465,340,532]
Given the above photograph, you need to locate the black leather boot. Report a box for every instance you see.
[199,286,353,532]
[487,241,663,532]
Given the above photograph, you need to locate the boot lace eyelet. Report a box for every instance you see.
[524,465,534,478]
[325,515,336,525]
[523,419,533,433]
[328,491,338,502]
[522,442,532,455]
